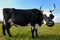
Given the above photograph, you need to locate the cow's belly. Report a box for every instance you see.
[15,22,29,26]
[13,20,29,26]
[12,17,29,26]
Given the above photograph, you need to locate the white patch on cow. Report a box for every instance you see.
[4,19,6,25]
[30,24,39,30]
[8,19,14,25]
[43,10,51,17]
[8,19,11,23]
[43,20,46,24]
[31,26,35,30]
[35,24,39,29]
[0,9,3,22]
[43,10,52,24]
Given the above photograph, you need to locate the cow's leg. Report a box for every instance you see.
[31,26,35,38]
[6,28,12,37]
[2,20,7,36]
[6,22,12,37]
[30,22,35,38]
[35,29,38,37]
[35,24,39,37]
[2,22,6,36]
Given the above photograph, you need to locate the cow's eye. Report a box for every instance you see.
[50,10,52,13]
[49,14,54,19]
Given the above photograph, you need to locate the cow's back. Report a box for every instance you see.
[3,8,43,26]
[11,9,34,26]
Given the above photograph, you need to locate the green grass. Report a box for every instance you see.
[0,23,60,40]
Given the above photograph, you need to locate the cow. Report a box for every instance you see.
[2,4,55,38]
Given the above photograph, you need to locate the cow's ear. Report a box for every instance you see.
[49,14,54,19]
[50,10,52,13]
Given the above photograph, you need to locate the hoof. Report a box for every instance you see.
[32,36,35,38]
[9,35,12,37]
[3,34,6,36]
[36,35,38,37]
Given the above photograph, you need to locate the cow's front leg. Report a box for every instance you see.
[35,24,39,37]
[31,26,35,38]
[35,29,38,37]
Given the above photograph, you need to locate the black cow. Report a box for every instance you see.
[2,4,55,38]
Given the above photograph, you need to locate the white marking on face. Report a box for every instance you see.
[43,10,52,24]
[43,10,51,17]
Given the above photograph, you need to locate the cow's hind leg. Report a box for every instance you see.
[6,28,12,37]
[2,22,6,36]
[6,22,12,37]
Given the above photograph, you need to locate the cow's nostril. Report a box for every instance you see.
[47,21,54,27]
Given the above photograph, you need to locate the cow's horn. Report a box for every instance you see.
[40,5,42,10]
[50,4,56,12]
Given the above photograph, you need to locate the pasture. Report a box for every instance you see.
[0,23,60,40]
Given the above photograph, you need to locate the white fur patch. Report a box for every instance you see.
[4,19,6,25]
[35,24,39,29]
[43,10,51,17]
[43,10,52,24]
[8,19,11,23]
[43,20,46,24]
[31,27,34,30]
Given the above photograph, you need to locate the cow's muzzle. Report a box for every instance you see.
[46,21,54,27]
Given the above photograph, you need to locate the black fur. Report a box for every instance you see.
[2,8,43,38]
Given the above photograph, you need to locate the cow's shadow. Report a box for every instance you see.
[13,34,60,40]
[35,35,60,40]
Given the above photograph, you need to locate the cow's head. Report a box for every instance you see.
[40,4,56,27]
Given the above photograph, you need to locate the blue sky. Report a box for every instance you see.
[0,0,60,22]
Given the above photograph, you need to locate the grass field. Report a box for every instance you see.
[0,23,60,40]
